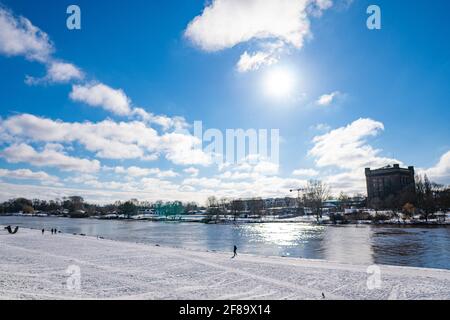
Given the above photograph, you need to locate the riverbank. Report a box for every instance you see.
[1,226,449,300]
[2,213,449,226]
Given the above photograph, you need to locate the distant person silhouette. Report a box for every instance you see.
[42,229,45,235]
[232,245,237,259]
[54,228,57,234]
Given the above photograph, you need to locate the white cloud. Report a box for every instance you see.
[183,167,199,177]
[306,118,405,194]
[309,118,400,170]
[114,166,179,178]
[237,50,278,72]
[182,174,307,201]
[183,177,222,189]
[161,132,212,166]
[114,166,157,177]
[132,107,188,131]
[0,114,154,160]
[308,0,333,16]
[0,6,88,88]
[25,61,84,85]
[64,174,98,184]
[315,0,333,9]
[1,143,101,173]
[70,83,132,116]
[322,169,366,195]
[422,151,450,184]
[185,0,311,51]
[69,85,189,131]
[311,123,331,132]
[216,155,279,183]
[0,5,186,134]
[0,168,60,184]
[218,171,255,181]
[253,160,279,175]
[47,61,84,82]
[292,168,319,177]
[156,169,179,178]
[316,91,341,106]
[219,155,279,176]
[185,0,335,71]
[0,7,53,62]
[0,114,211,166]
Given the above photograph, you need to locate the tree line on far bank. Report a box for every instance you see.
[368,174,450,221]
[0,196,200,219]
[205,175,450,223]
[0,175,449,221]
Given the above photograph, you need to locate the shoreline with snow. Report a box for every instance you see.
[2,213,449,226]
[1,226,449,300]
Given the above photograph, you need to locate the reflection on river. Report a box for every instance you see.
[1,216,449,269]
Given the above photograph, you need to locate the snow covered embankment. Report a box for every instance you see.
[0,227,449,300]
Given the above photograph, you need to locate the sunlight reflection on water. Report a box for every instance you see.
[242,223,325,246]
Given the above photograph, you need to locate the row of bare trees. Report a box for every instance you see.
[206,196,266,221]
[370,174,450,220]
[205,180,332,222]
[0,196,202,218]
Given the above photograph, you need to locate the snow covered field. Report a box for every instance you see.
[1,226,449,300]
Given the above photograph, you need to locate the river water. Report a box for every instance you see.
[1,216,449,270]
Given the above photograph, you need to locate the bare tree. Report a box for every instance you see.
[247,198,264,218]
[230,199,245,221]
[436,187,450,211]
[219,197,229,217]
[423,175,437,221]
[206,196,220,222]
[184,202,199,213]
[302,180,331,222]
[206,196,218,208]
[338,192,350,211]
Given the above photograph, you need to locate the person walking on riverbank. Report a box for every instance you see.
[42,229,44,235]
[232,245,237,259]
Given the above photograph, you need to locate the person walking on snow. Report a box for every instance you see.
[232,245,237,258]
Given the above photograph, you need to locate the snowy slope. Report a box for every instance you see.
[0,227,449,300]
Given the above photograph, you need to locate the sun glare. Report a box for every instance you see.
[263,67,296,99]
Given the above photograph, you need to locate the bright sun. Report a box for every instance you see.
[263,67,295,99]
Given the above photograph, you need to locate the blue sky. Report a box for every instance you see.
[0,0,449,204]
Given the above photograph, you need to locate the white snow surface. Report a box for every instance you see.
[0,227,449,300]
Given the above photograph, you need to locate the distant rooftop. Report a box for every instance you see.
[365,164,414,175]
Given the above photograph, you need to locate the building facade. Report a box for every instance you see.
[365,164,415,208]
